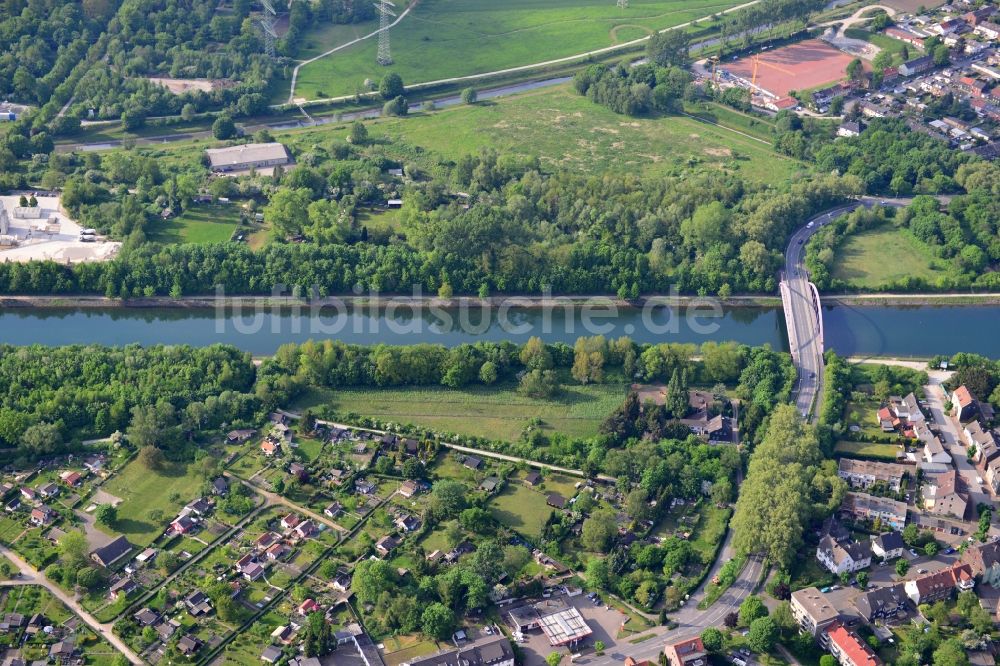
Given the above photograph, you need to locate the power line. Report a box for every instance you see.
[374,0,396,65]
[259,0,278,58]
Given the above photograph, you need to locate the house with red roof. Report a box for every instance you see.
[904,564,974,605]
[663,636,706,666]
[298,598,320,616]
[825,623,881,666]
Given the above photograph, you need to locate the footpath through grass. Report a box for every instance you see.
[294,0,744,100]
[294,380,626,441]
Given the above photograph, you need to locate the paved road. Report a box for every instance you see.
[782,196,925,421]
[0,544,143,664]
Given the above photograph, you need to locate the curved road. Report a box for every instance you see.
[783,195,924,421]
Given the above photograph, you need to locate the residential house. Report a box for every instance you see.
[243,562,265,581]
[817,536,872,575]
[355,479,376,495]
[825,623,881,666]
[185,590,213,616]
[293,520,316,539]
[256,532,280,550]
[58,471,82,487]
[298,598,320,616]
[921,470,969,519]
[177,634,203,656]
[48,642,76,662]
[840,492,907,530]
[853,584,908,623]
[791,587,840,641]
[546,493,567,509]
[19,488,35,503]
[280,514,301,531]
[463,456,483,470]
[261,439,281,456]
[226,428,257,443]
[108,577,138,600]
[29,506,55,526]
[395,515,421,532]
[324,502,343,518]
[211,477,229,496]
[170,515,197,535]
[838,121,862,137]
[376,534,401,557]
[524,472,542,487]
[185,498,212,516]
[480,477,500,493]
[262,646,283,664]
[400,634,515,666]
[235,553,256,573]
[871,532,906,561]
[923,436,952,465]
[332,569,352,593]
[837,459,909,492]
[899,55,935,76]
[36,483,58,499]
[399,480,421,498]
[904,564,975,604]
[975,21,1000,39]
[133,608,160,627]
[90,535,134,568]
[663,637,707,666]
[961,541,1000,587]
[953,385,981,421]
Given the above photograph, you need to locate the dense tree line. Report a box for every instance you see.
[0,0,116,106]
[0,344,256,459]
[573,62,690,116]
[813,119,977,195]
[0,145,864,297]
[730,404,846,567]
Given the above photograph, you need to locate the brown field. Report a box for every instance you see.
[724,39,857,98]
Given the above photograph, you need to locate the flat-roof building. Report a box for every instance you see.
[205,142,290,173]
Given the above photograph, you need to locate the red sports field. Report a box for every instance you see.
[725,39,856,98]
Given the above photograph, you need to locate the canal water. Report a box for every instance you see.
[0,303,993,358]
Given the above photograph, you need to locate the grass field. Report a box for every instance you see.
[489,484,552,539]
[834,440,901,460]
[293,0,743,100]
[103,459,205,546]
[294,380,626,441]
[832,226,945,288]
[149,205,241,244]
[844,28,909,65]
[365,85,804,184]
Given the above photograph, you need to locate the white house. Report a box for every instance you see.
[816,535,872,575]
[871,532,906,561]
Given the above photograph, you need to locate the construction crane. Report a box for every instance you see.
[751,54,760,89]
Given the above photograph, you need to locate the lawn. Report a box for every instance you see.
[834,440,901,460]
[831,225,945,289]
[488,484,552,540]
[294,379,627,441]
[149,204,241,244]
[367,85,804,184]
[103,459,205,546]
[292,0,743,100]
[844,28,911,66]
